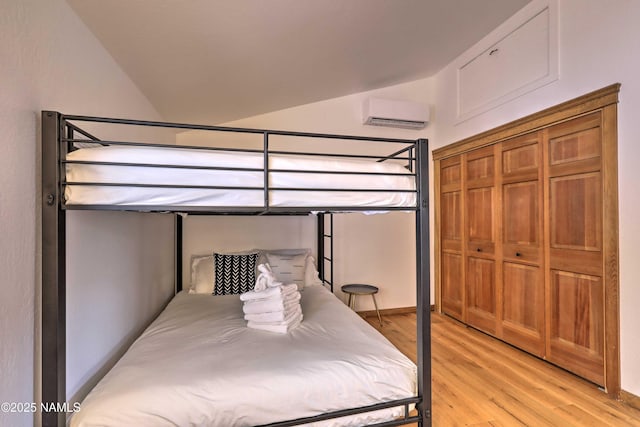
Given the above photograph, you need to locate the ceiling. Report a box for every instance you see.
[67,0,531,125]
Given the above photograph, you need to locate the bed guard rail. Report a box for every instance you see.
[256,396,423,427]
[48,113,421,214]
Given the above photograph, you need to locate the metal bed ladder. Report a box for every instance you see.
[317,213,334,292]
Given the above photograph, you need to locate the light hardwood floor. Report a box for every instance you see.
[364,311,640,426]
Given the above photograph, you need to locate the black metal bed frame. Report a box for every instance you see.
[41,111,431,427]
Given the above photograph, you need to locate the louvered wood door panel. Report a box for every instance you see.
[500,133,544,355]
[440,156,464,320]
[546,112,605,386]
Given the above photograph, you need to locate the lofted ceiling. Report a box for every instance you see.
[67,0,531,124]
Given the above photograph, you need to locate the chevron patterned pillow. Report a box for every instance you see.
[213,252,259,295]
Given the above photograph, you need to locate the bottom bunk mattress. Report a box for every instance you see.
[70,284,417,427]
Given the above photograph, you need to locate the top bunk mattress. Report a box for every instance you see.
[70,284,417,427]
[64,145,417,209]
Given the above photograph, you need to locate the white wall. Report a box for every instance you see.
[332,212,417,310]
[182,215,317,287]
[65,211,174,404]
[0,1,174,426]
[177,78,434,311]
[430,0,640,398]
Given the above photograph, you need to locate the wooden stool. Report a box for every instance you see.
[341,284,383,327]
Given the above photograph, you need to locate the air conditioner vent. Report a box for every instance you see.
[364,117,427,129]
[362,98,429,130]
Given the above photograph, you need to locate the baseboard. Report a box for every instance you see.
[357,305,435,316]
[357,306,416,316]
[619,389,640,411]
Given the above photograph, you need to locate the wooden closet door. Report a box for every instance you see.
[465,146,497,334]
[434,84,620,394]
[546,112,605,386]
[500,133,545,356]
[440,156,464,320]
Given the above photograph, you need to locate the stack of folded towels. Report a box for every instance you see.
[240,263,303,334]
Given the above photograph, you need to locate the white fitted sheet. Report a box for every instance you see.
[64,145,416,208]
[70,285,417,427]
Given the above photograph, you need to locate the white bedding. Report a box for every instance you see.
[64,145,416,208]
[70,285,417,427]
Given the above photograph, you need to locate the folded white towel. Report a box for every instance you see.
[242,293,301,314]
[244,304,302,323]
[253,263,282,291]
[247,313,303,334]
[243,287,300,305]
[240,283,298,302]
[254,274,269,293]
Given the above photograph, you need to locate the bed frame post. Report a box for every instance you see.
[176,214,183,293]
[416,138,432,426]
[41,111,67,427]
[317,213,325,283]
[328,213,334,293]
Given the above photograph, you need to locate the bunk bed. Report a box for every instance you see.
[41,111,431,427]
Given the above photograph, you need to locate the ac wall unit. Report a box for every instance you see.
[362,98,429,129]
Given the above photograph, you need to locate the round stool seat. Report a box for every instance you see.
[341,284,383,327]
[341,284,379,295]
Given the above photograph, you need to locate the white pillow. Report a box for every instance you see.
[265,252,308,290]
[190,254,215,294]
[304,256,322,287]
[256,248,311,265]
[256,249,324,289]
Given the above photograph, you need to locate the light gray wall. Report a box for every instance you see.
[0,1,174,426]
[181,214,417,311]
[66,211,174,404]
[183,216,317,286]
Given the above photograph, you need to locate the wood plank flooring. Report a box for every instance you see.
[364,311,640,426]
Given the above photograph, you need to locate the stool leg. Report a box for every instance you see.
[372,294,383,327]
[351,295,357,310]
[347,293,352,308]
